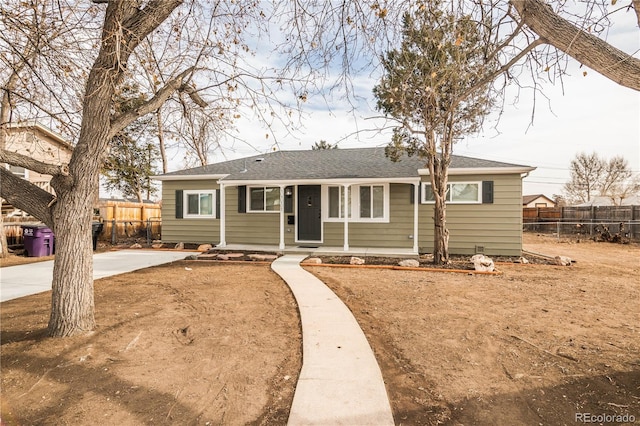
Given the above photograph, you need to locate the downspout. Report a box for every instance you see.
[343,184,350,251]
[218,182,226,247]
[279,184,286,250]
[413,180,419,254]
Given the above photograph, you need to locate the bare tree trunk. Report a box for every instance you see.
[0,200,7,258]
[48,192,95,335]
[1,74,17,259]
[156,108,168,174]
[433,195,449,265]
[431,159,450,265]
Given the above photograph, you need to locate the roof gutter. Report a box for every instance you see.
[418,166,536,176]
[152,174,229,181]
[218,177,421,186]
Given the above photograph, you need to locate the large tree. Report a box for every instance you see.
[1,1,197,336]
[1,0,638,337]
[374,3,501,264]
[564,152,639,205]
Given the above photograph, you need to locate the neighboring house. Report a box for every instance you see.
[155,148,535,256]
[2,122,73,192]
[523,194,556,208]
[1,122,73,216]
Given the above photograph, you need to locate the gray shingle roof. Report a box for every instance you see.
[158,147,531,181]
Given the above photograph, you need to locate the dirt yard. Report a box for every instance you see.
[309,235,640,424]
[1,235,639,425]
[0,263,301,425]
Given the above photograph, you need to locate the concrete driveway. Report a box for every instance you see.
[0,250,191,302]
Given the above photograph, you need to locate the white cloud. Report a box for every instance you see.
[168,4,639,202]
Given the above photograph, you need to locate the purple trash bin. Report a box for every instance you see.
[22,225,54,257]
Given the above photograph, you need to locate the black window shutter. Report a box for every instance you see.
[238,185,246,213]
[482,181,494,204]
[175,190,183,218]
[215,189,221,218]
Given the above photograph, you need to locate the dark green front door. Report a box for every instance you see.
[298,185,321,241]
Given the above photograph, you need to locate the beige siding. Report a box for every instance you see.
[4,127,72,192]
[418,174,523,256]
[161,180,220,244]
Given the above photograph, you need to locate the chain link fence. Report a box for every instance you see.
[523,220,640,242]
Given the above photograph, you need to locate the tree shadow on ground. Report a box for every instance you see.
[390,369,640,425]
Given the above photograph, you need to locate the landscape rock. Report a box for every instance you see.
[185,254,198,260]
[151,243,164,249]
[350,256,365,265]
[248,254,278,262]
[470,254,495,272]
[130,243,142,249]
[197,244,213,252]
[398,259,420,268]
[303,257,323,264]
[197,254,219,260]
[420,253,434,262]
[226,253,245,259]
[518,256,529,264]
[554,255,572,266]
[216,254,230,261]
[174,242,184,250]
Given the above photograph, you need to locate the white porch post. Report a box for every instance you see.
[219,182,226,247]
[413,181,419,253]
[343,184,349,251]
[279,185,286,250]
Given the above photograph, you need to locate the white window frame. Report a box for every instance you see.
[324,183,390,223]
[247,186,281,213]
[6,164,28,180]
[421,181,482,204]
[326,185,351,219]
[184,190,216,218]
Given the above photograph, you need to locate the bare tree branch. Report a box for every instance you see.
[108,67,196,139]
[0,168,54,226]
[510,0,640,91]
[0,149,69,177]
[181,84,208,108]
[459,38,545,103]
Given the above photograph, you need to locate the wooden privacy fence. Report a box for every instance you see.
[3,218,40,246]
[2,201,163,246]
[523,205,640,240]
[96,200,162,243]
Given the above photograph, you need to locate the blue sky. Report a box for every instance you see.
[167,4,640,200]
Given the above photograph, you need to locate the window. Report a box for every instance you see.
[248,186,280,212]
[359,185,384,218]
[328,186,351,218]
[326,184,388,222]
[184,190,215,218]
[8,165,27,179]
[422,182,481,204]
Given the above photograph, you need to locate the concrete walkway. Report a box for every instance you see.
[0,250,191,302]
[271,255,395,425]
